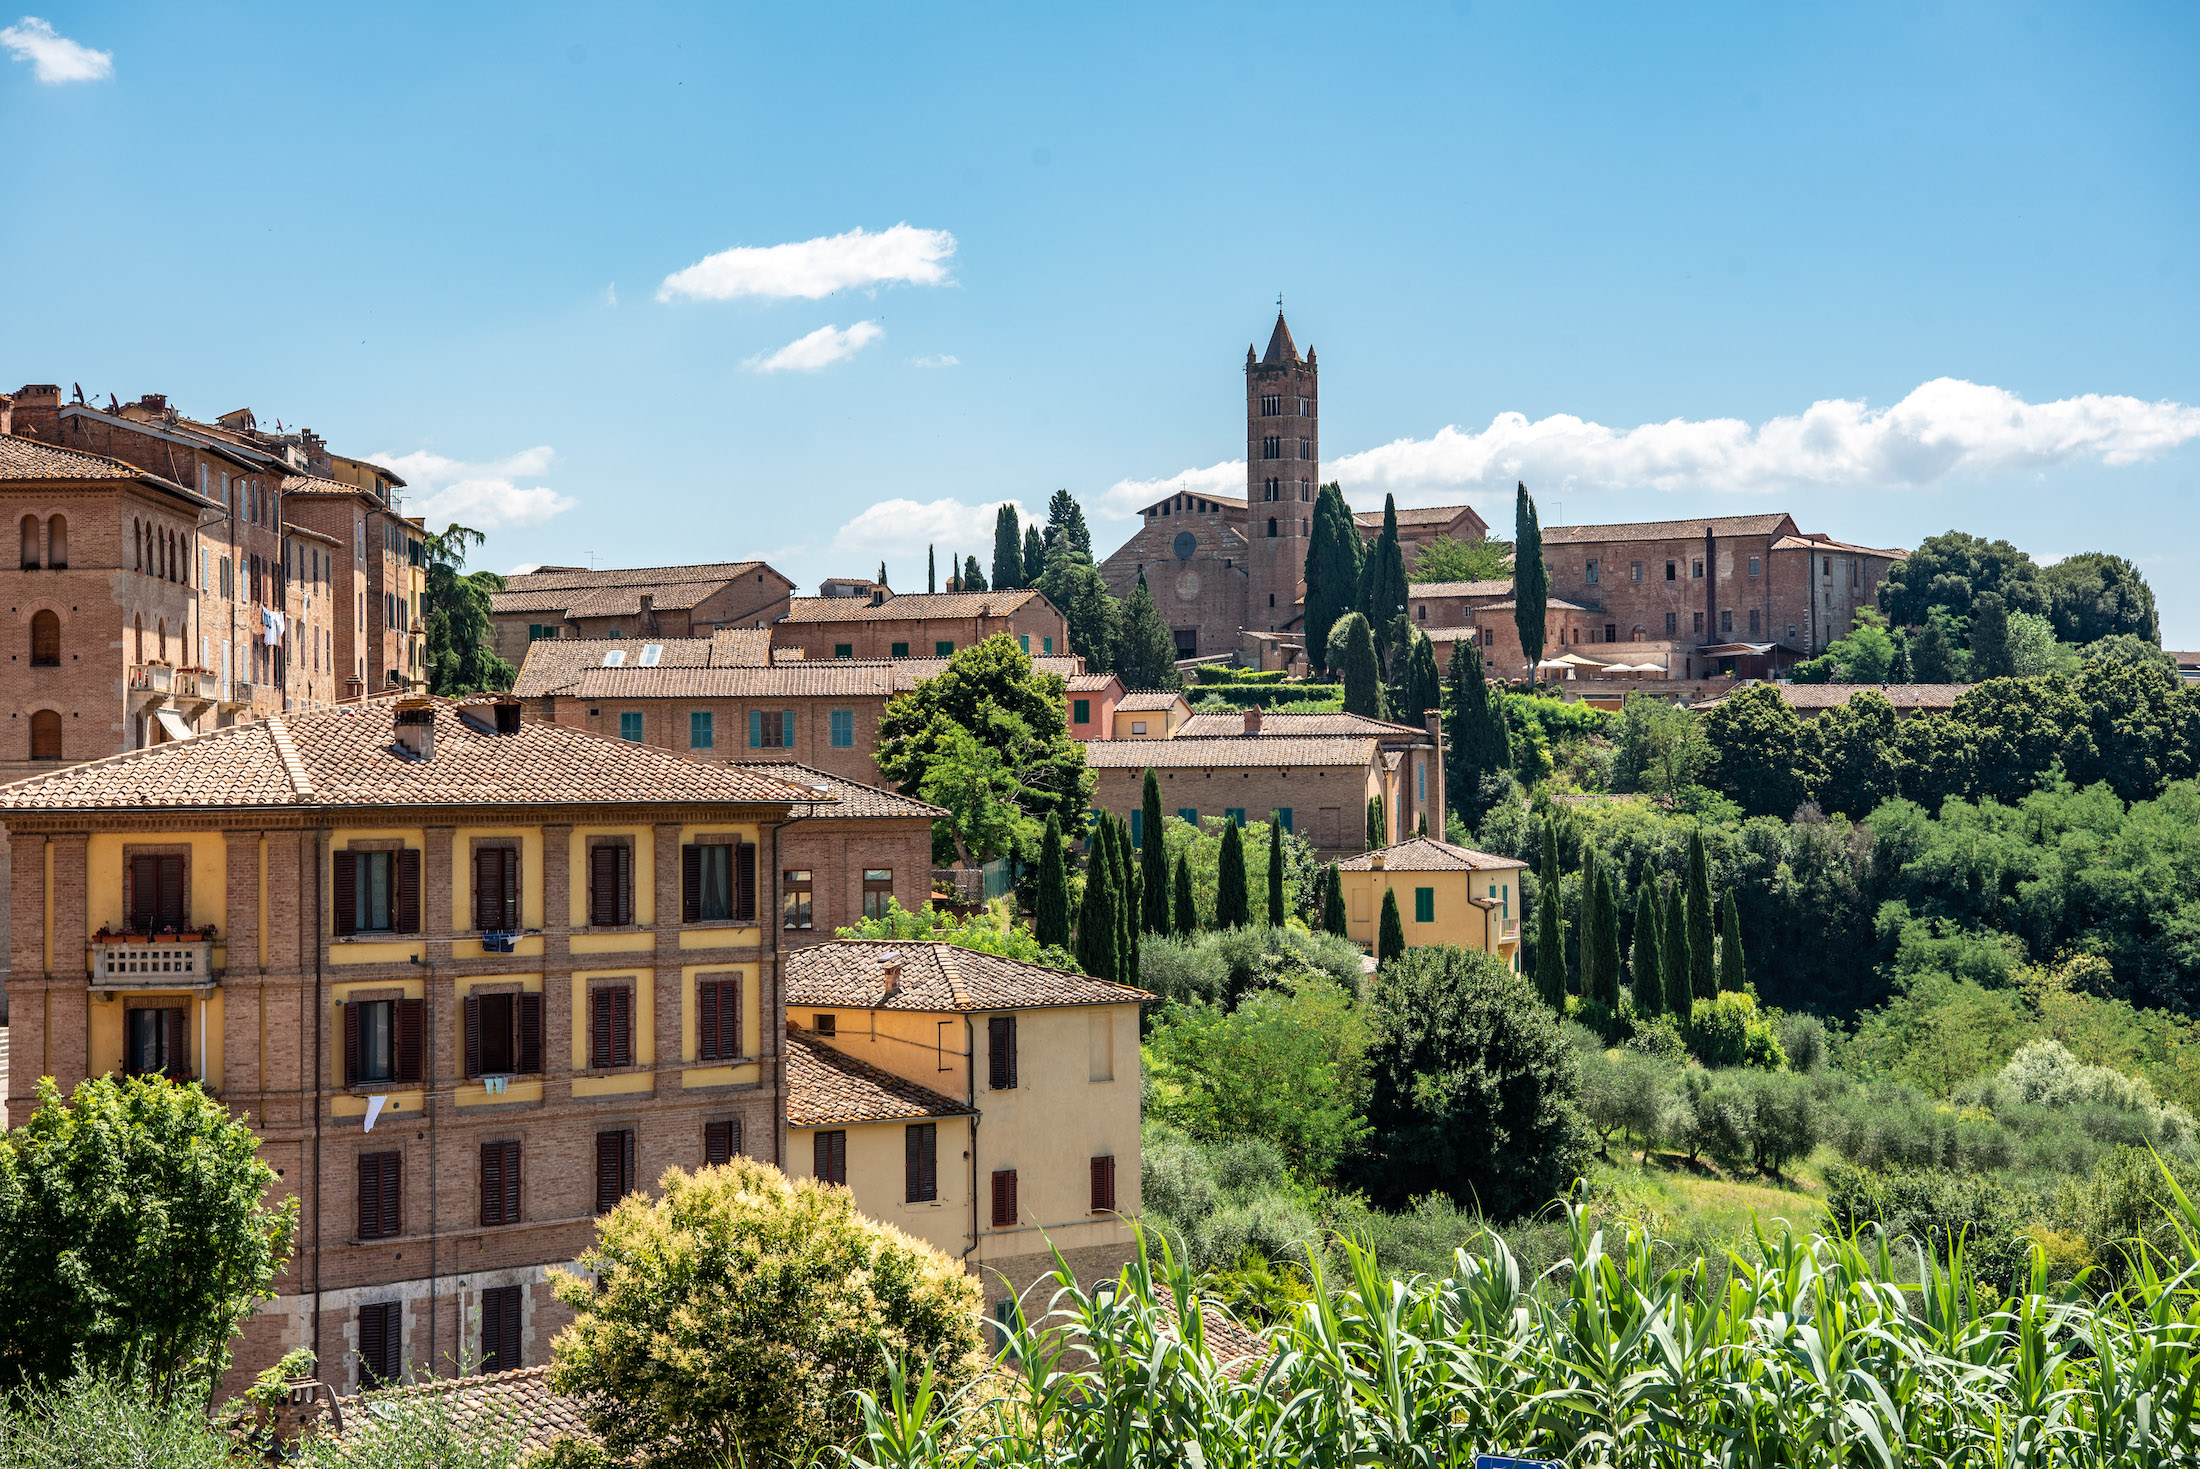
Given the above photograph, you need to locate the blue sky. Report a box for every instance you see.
[5,2,2198,639]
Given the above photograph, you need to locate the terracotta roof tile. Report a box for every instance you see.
[0,434,149,482]
[552,664,903,700]
[505,560,769,592]
[1406,579,1513,598]
[1768,534,1910,558]
[342,1367,592,1456]
[712,627,774,666]
[510,638,718,697]
[785,1027,975,1127]
[1696,682,1972,712]
[557,581,733,618]
[1115,692,1189,712]
[1066,673,1121,693]
[1352,504,1483,529]
[778,590,1046,624]
[785,940,1150,1013]
[1080,736,1378,769]
[1541,513,1799,545]
[729,762,944,819]
[1176,712,1428,740]
[1337,836,1526,872]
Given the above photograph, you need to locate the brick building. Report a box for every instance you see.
[770,588,1068,663]
[1354,503,1489,573]
[489,562,795,666]
[0,697,836,1396]
[729,765,942,949]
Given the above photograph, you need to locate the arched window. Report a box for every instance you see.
[47,515,66,569]
[28,710,61,760]
[30,610,59,666]
[133,614,143,663]
[19,514,38,570]
[1266,517,1278,539]
[156,617,167,662]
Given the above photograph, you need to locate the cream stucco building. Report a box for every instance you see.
[1337,837,1527,968]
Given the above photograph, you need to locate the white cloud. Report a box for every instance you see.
[745,321,882,373]
[1092,379,2200,519]
[1,16,110,82]
[912,354,960,369]
[603,283,617,307]
[832,497,1031,556]
[658,224,956,303]
[371,445,578,530]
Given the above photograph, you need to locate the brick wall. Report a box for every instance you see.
[1090,761,1381,859]
[546,691,892,785]
[1098,500,1250,662]
[771,603,1067,663]
[775,819,937,949]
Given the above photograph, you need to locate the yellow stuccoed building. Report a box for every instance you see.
[1337,837,1528,968]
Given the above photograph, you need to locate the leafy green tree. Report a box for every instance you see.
[1388,626,1441,727]
[960,554,987,593]
[1173,851,1197,936]
[1022,524,1046,587]
[1968,592,2013,679]
[1702,682,1814,817]
[0,1373,243,1469]
[421,523,515,695]
[1609,694,1711,805]
[1686,828,1716,1003]
[1889,629,1913,682]
[1718,894,1746,994]
[1113,572,1183,690]
[2082,633,2178,673]
[836,898,1076,971]
[1879,529,2045,627]
[1823,607,1898,683]
[2042,551,2160,645]
[2005,609,2074,678]
[1355,945,1590,1217]
[1533,822,1566,1008]
[1662,879,1692,1024]
[1511,483,1549,678]
[1044,487,1092,559]
[1139,771,1171,934]
[1076,822,1120,980]
[1365,794,1386,851]
[991,504,1024,590]
[1631,881,1664,1015]
[1409,534,1511,583]
[1145,978,1371,1181]
[1035,812,1070,949]
[1302,483,1363,676]
[1215,821,1250,928]
[548,1156,982,1468]
[1322,863,1346,936]
[1357,495,1410,667]
[1329,610,1385,720]
[1266,818,1286,926]
[1377,888,1406,964]
[0,1075,298,1401]
[1037,543,1118,673]
[914,722,1031,866]
[1591,866,1623,1010]
[1807,689,1901,818]
[1443,639,1512,826]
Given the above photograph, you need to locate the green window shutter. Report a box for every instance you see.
[1276,808,1293,832]
[834,643,852,659]
[1129,810,1142,847]
[935,640,954,657]
[749,711,763,748]
[1177,808,1197,824]
[691,711,713,748]
[1225,808,1245,827]
[1019,635,1029,653]
[830,710,854,748]
[782,709,796,748]
[892,641,909,659]
[1415,887,1434,923]
[618,712,642,742]
[1042,637,1052,655]
[1073,699,1090,723]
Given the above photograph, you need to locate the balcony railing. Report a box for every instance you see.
[128,662,174,695]
[92,938,215,986]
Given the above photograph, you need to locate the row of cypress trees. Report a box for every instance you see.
[1528,818,1747,1016]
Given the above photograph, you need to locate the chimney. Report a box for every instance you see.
[877,950,903,999]
[1425,709,1442,744]
[1242,705,1263,735]
[492,697,522,735]
[0,394,11,437]
[1371,851,1386,870]
[394,698,437,759]
[870,587,889,607]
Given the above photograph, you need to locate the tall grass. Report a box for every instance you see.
[855,1179,2200,1468]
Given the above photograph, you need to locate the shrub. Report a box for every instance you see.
[1686,989,1786,1070]
[1774,1011,1829,1072]
[1822,1162,2038,1292]
[0,1372,237,1469]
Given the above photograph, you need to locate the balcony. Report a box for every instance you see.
[127,661,174,698]
[222,678,257,713]
[90,936,217,991]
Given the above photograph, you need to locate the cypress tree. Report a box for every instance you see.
[1108,816,1136,984]
[1173,851,1197,936]
[1444,639,1515,828]
[1719,895,1747,994]
[1035,813,1070,950]
[1416,813,1427,837]
[1266,817,1286,927]
[1631,880,1664,1015]
[1378,887,1406,965]
[1216,821,1250,928]
[1576,843,1601,1000]
[962,554,987,593]
[1366,794,1386,851]
[1389,627,1441,726]
[1139,770,1170,934]
[1303,482,1363,676]
[1022,525,1047,588]
[1045,488,1093,560]
[1358,495,1409,661]
[991,505,1024,590]
[1322,863,1346,936]
[1662,881,1692,1025]
[877,560,888,587]
[1330,611,1385,720]
[927,544,937,594]
[1075,830,1117,980]
[1686,829,1716,1001]
[1533,833,1566,1010]
[1512,483,1548,679]
[1889,630,1913,683]
[1592,867,1623,1011]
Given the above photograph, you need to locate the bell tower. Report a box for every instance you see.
[1245,310,1317,636]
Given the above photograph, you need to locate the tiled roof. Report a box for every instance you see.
[1541,513,1799,545]
[1407,579,1513,599]
[778,590,1046,624]
[713,627,774,667]
[342,1367,592,1456]
[0,434,152,483]
[785,1027,975,1127]
[1338,836,1526,872]
[1066,673,1121,693]
[280,473,372,499]
[520,646,1082,701]
[550,664,902,700]
[1353,505,1482,529]
[1115,692,1189,712]
[1080,736,1378,770]
[559,581,732,618]
[1768,534,1910,559]
[511,638,717,697]
[1456,597,1599,613]
[1697,682,1972,712]
[728,762,944,819]
[0,699,822,811]
[504,561,769,592]
[785,940,1151,1013]
[1177,712,1429,740]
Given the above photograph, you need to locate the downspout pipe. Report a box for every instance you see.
[311,826,326,1377]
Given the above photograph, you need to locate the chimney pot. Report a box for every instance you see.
[394,698,437,759]
[1371,851,1385,870]
[877,950,903,997]
[1242,705,1263,735]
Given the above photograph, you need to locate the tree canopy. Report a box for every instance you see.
[422,523,515,695]
[1302,483,1362,677]
[991,504,1025,590]
[1114,572,1183,690]
[2043,552,2159,646]
[1511,483,1549,675]
[1879,529,2046,627]
[1410,534,1511,583]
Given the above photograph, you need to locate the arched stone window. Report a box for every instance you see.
[133,613,144,664]
[156,617,167,662]
[47,515,66,569]
[30,609,59,666]
[29,710,61,760]
[19,514,38,570]
[1266,517,1278,539]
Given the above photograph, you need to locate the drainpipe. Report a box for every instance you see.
[311,826,326,1376]
[960,1016,980,1272]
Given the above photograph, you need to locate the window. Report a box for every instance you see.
[345,998,423,1084]
[686,710,714,749]
[358,1301,402,1385]
[814,1012,838,1036]
[1585,560,1599,585]
[1275,808,1293,833]
[833,642,853,659]
[1131,720,1147,734]
[1748,556,1761,577]
[1300,396,1314,416]
[1299,438,1311,459]
[336,849,421,935]
[862,869,894,920]
[697,976,743,1060]
[1665,561,1677,581]
[358,1152,402,1239]
[749,710,795,748]
[935,640,954,657]
[638,643,663,666]
[588,843,633,927]
[17,515,34,569]
[1823,556,1832,576]
[1177,808,1197,824]
[1042,637,1053,655]
[1260,393,1281,416]
[1721,610,1734,634]
[783,869,813,930]
[993,1297,1020,1356]
[1224,807,1246,827]
[1605,624,1618,643]
[991,1169,1019,1227]
[1665,612,1677,636]
[30,610,59,666]
[1693,611,1705,634]
[595,1130,636,1214]
[905,1122,938,1203]
[465,991,542,1077]
[1630,561,1643,582]
[1415,604,1425,621]
[683,841,756,922]
[472,846,519,932]
[618,711,643,742]
[814,1130,848,1186]
[1415,887,1435,923]
[1019,634,1030,653]
[704,1119,741,1165]
[124,1006,186,1077]
[588,984,635,1069]
[28,709,61,760]
[1072,699,1090,724]
[479,1283,522,1372]
[1749,609,1761,634]
[128,853,186,933]
[891,641,909,658]
[1266,517,1277,538]
[1692,560,1704,579]
[1128,809,1142,848]
[1090,1155,1117,1213]
[478,1142,521,1228]
[1262,435,1280,459]
[829,709,854,747]
[988,1015,1018,1090]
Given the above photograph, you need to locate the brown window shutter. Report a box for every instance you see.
[705,1119,736,1166]
[464,994,483,1079]
[473,848,497,931]
[165,1008,188,1076]
[381,1153,401,1235]
[814,1130,846,1185]
[595,1131,623,1214]
[612,986,633,1067]
[589,989,612,1071]
[906,1123,936,1203]
[480,1284,522,1373]
[515,993,542,1074]
[988,1016,1016,1091]
[333,851,357,936]
[731,977,743,1060]
[735,842,756,923]
[617,844,632,925]
[157,856,184,929]
[395,999,424,1082]
[992,1169,1018,1228]
[501,1141,521,1224]
[129,854,156,930]
[1091,1155,1115,1213]
[395,849,421,934]
[358,1154,380,1238]
[344,1001,362,1087]
[503,847,518,929]
[697,982,721,1061]
[588,845,612,928]
[478,1142,499,1226]
[682,846,701,923]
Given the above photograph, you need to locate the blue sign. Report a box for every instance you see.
[1475,1458,1563,1469]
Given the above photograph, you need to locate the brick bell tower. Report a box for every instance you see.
[1245,310,1317,636]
